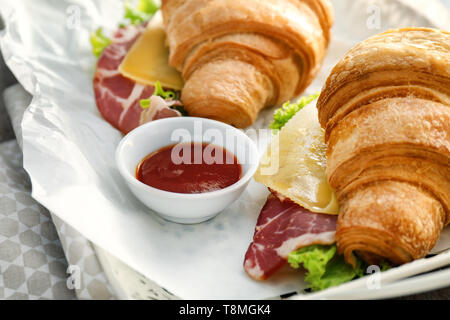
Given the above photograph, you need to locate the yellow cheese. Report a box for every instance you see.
[119,11,183,90]
[254,101,339,215]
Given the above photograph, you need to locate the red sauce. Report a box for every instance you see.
[136,142,242,194]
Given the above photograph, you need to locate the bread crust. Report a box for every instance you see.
[316,28,450,266]
[162,0,333,127]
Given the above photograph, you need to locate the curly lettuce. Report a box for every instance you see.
[91,0,160,58]
[270,92,320,132]
[288,244,366,292]
[139,81,188,115]
[90,28,111,58]
[124,0,159,25]
[140,81,177,109]
[154,81,177,100]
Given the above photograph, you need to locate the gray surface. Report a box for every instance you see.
[1,83,117,300]
[0,139,75,299]
[0,54,76,299]
[0,54,14,141]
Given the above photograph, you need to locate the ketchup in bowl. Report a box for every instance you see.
[136,142,242,194]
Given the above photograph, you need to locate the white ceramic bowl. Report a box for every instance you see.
[115,117,259,224]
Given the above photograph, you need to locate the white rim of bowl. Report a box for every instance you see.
[115,117,260,200]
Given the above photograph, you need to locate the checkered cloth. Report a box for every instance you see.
[0,54,116,299]
[0,140,75,299]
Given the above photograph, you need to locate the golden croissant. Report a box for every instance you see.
[161,0,333,128]
[317,28,450,266]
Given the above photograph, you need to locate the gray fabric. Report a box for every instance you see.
[51,215,115,300]
[2,84,116,300]
[0,54,14,142]
[0,140,75,299]
[0,56,77,299]
[3,84,27,148]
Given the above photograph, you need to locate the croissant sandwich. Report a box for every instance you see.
[93,1,333,133]
[161,0,334,128]
[244,27,449,291]
[317,27,450,267]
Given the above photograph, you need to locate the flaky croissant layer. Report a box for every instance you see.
[317,28,450,266]
[162,0,333,127]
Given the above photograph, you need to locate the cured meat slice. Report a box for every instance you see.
[244,192,337,280]
[93,24,181,134]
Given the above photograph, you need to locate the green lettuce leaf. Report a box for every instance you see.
[288,244,366,292]
[139,99,151,109]
[136,0,159,15]
[91,0,160,58]
[92,0,160,57]
[124,0,159,26]
[90,28,111,58]
[153,81,177,100]
[139,81,188,115]
[270,92,320,132]
[140,81,177,109]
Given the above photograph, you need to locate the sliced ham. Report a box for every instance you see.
[140,95,183,124]
[93,24,181,135]
[244,192,337,280]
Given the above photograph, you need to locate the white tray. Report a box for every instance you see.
[94,0,450,300]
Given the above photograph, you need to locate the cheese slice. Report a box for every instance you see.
[254,102,339,215]
[119,11,183,90]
